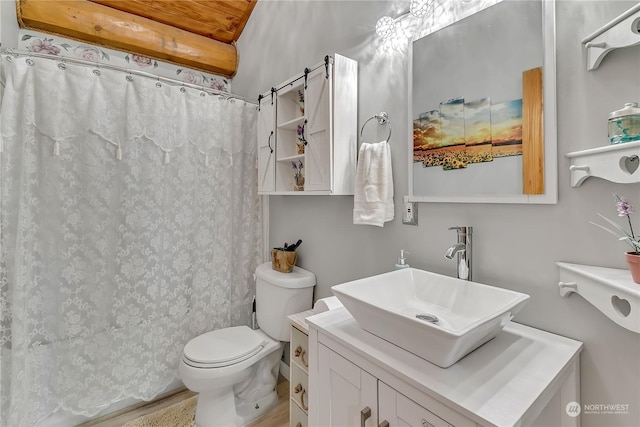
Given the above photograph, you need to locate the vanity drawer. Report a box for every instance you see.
[290,363,309,413]
[290,325,309,371]
[289,397,308,427]
[397,392,452,427]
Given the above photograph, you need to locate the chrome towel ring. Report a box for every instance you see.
[360,112,392,143]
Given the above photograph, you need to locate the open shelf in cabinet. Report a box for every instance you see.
[278,154,305,163]
[277,81,305,127]
[279,116,305,131]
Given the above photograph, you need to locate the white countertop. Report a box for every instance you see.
[307,307,583,427]
[287,308,315,334]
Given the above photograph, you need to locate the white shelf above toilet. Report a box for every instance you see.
[557,262,640,333]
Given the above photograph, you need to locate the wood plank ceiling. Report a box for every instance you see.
[16,0,257,77]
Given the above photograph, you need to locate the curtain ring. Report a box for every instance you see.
[180,86,186,93]
[57,62,67,70]
[93,69,101,76]
[25,58,34,66]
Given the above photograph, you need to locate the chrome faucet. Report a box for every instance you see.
[445,226,473,281]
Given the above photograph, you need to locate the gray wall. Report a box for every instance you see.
[0,0,19,49]
[233,1,640,426]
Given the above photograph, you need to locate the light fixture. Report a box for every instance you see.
[375,16,397,39]
[410,0,431,17]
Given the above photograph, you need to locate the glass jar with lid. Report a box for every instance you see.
[608,102,640,144]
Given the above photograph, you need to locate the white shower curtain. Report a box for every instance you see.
[0,54,261,426]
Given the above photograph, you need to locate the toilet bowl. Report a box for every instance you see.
[179,262,316,427]
[179,327,282,426]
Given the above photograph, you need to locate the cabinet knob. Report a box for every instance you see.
[361,406,372,427]
[379,421,390,427]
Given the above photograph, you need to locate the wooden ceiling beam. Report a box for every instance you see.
[17,0,239,77]
[230,0,256,41]
[89,0,250,43]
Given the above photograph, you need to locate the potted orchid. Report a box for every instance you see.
[292,160,304,191]
[591,194,640,283]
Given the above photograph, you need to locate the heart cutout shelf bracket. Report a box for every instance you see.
[566,141,640,187]
[557,262,640,333]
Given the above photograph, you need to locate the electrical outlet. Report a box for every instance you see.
[402,201,418,225]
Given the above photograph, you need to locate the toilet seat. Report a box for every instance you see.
[183,326,267,369]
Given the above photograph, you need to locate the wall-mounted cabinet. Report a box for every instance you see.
[257,54,358,195]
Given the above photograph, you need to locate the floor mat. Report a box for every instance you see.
[121,396,197,427]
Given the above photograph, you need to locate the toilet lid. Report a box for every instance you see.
[183,326,266,368]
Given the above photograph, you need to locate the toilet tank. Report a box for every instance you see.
[255,262,315,341]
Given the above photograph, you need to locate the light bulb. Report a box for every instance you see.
[375,16,397,39]
[410,0,431,17]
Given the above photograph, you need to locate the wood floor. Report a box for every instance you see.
[85,377,290,427]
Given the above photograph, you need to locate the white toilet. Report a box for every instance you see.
[179,262,316,427]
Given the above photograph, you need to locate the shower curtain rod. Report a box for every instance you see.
[1,48,256,105]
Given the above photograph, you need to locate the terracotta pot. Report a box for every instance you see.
[626,252,640,284]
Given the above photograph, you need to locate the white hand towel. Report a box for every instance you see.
[353,140,394,227]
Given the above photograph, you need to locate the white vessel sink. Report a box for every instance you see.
[331,268,530,368]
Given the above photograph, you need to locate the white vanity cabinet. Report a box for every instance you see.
[316,344,378,426]
[317,343,465,427]
[257,54,358,195]
[316,342,471,427]
[308,308,583,427]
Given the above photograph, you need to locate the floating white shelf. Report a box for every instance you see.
[557,262,639,333]
[581,4,640,71]
[565,141,639,187]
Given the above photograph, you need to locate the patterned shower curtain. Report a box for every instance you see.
[0,54,261,426]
